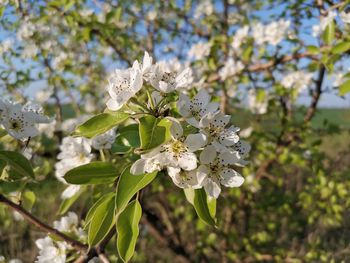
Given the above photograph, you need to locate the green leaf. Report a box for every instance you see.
[339,79,350,96]
[306,45,319,55]
[85,193,115,227]
[0,151,34,179]
[22,191,36,211]
[193,189,216,227]
[323,20,335,45]
[64,162,117,185]
[117,200,142,262]
[139,116,172,150]
[88,193,116,247]
[74,112,129,138]
[115,167,157,215]
[332,42,350,54]
[111,124,140,154]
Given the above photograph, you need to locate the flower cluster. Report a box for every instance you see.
[0,99,51,141]
[35,212,86,263]
[105,52,250,198]
[55,128,116,199]
[106,52,193,111]
[281,71,313,94]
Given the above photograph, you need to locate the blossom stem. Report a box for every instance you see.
[100,149,106,162]
[0,193,88,252]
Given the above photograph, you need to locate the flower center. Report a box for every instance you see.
[9,119,23,131]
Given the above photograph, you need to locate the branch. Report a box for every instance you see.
[304,65,325,122]
[0,194,87,252]
[142,208,192,263]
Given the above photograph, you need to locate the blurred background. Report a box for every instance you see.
[0,0,350,262]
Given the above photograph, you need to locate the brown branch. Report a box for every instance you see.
[304,65,325,122]
[142,209,191,263]
[0,194,87,252]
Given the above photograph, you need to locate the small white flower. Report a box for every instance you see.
[53,212,78,233]
[61,185,81,199]
[281,71,313,93]
[232,26,249,50]
[106,62,143,110]
[198,145,244,198]
[149,63,193,93]
[219,58,244,80]
[177,89,219,127]
[340,11,350,23]
[199,111,240,150]
[131,118,206,175]
[1,100,51,140]
[91,128,116,150]
[167,166,205,189]
[247,89,268,115]
[188,42,212,60]
[35,237,67,263]
[194,0,214,19]
[55,137,94,199]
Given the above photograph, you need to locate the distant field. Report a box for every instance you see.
[311,108,350,129]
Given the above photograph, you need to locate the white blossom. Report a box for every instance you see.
[247,89,268,115]
[35,237,67,263]
[281,71,313,92]
[194,0,214,19]
[0,39,13,54]
[0,100,51,140]
[219,58,244,80]
[106,62,143,110]
[252,20,290,46]
[232,26,249,50]
[198,145,244,198]
[55,136,94,198]
[53,212,78,233]
[340,11,350,24]
[91,128,116,150]
[149,62,193,93]
[188,42,212,60]
[177,89,219,127]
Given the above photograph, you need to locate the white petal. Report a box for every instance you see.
[204,178,221,199]
[177,93,191,117]
[200,145,217,164]
[130,159,147,175]
[220,168,244,187]
[166,117,183,138]
[197,165,210,185]
[205,102,219,115]
[61,185,81,199]
[178,152,197,171]
[106,98,122,111]
[184,133,207,152]
[194,89,210,107]
[218,150,240,165]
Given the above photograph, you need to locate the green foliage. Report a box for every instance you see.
[63,162,117,185]
[184,188,217,226]
[139,116,172,150]
[339,79,350,96]
[74,112,129,138]
[88,193,116,247]
[0,151,34,180]
[115,167,157,215]
[117,200,142,262]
